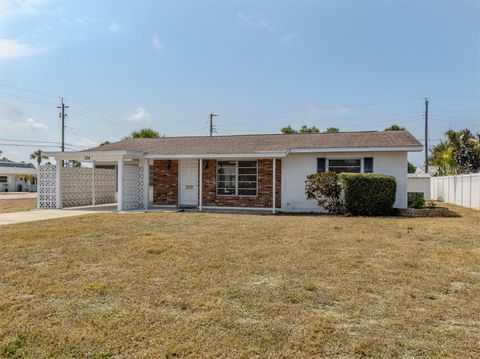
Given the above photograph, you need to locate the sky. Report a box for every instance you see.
[0,0,479,166]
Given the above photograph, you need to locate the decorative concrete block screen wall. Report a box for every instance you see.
[123,163,144,210]
[38,165,116,209]
[61,167,116,207]
[37,165,57,209]
[94,168,116,204]
[62,167,94,207]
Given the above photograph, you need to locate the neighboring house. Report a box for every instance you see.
[44,131,422,212]
[0,160,37,192]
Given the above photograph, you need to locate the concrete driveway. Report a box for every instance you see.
[0,193,37,200]
[0,205,116,226]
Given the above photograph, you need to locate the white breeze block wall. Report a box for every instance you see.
[37,165,57,209]
[281,151,408,212]
[62,167,93,207]
[123,163,145,210]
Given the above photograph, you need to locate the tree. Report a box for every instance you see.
[30,150,48,166]
[408,162,417,173]
[385,124,405,131]
[128,128,161,139]
[100,141,111,146]
[429,129,480,175]
[281,125,320,134]
[325,127,339,133]
[67,160,81,168]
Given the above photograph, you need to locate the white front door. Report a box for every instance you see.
[179,159,199,206]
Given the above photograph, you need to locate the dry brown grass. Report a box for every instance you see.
[0,205,479,358]
[0,198,36,214]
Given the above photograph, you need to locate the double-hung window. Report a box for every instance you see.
[217,161,257,196]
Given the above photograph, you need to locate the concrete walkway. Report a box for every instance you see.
[0,193,37,200]
[0,205,115,226]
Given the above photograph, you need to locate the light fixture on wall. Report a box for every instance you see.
[166,160,172,170]
[204,160,209,171]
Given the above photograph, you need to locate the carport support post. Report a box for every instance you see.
[55,163,62,209]
[117,158,124,211]
[92,160,96,206]
[142,159,149,210]
[199,159,203,211]
[272,158,276,214]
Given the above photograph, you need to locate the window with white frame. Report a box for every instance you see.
[217,160,257,196]
[327,159,361,173]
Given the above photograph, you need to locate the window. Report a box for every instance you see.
[217,160,257,196]
[364,157,374,173]
[327,159,361,173]
[0,176,7,183]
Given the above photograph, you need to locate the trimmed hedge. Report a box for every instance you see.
[339,173,397,216]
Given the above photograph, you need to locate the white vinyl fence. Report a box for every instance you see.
[407,176,431,200]
[431,174,480,210]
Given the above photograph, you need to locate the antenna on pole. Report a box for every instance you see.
[424,97,429,174]
[209,113,219,136]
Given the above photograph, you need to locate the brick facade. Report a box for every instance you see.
[153,158,281,208]
[202,159,281,208]
[153,160,178,205]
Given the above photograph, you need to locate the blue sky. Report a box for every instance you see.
[0,0,478,165]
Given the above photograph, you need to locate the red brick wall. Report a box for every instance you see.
[202,159,281,208]
[153,160,178,205]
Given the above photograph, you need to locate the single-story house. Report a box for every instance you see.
[0,160,37,192]
[42,130,422,212]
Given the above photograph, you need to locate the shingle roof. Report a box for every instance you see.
[0,161,36,169]
[85,131,422,155]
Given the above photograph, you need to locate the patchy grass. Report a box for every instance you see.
[0,204,478,358]
[0,198,36,213]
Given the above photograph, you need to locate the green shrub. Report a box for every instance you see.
[411,194,426,209]
[305,172,344,214]
[339,173,397,216]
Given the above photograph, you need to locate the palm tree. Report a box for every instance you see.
[30,149,48,167]
[130,128,161,139]
[385,124,405,131]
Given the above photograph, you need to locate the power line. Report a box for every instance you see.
[0,83,59,98]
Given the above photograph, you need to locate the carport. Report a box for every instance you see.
[40,150,149,211]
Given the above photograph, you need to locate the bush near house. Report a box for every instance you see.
[339,173,397,216]
[305,172,344,214]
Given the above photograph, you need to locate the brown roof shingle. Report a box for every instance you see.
[85,131,422,155]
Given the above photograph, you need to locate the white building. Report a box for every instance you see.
[0,160,37,192]
[42,131,423,212]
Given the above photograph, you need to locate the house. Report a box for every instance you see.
[0,160,37,192]
[42,131,423,212]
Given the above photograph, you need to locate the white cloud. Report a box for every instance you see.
[151,34,165,52]
[280,31,299,45]
[0,38,48,60]
[128,107,152,123]
[107,21,121,32]
[237,13,273,32]
[0,0,55,20]
[0,117,48,131]
[72,137,97,149]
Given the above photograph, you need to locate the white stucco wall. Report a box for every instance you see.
[281,151,408,212]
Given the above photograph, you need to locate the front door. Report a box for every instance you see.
[179,159,199,206]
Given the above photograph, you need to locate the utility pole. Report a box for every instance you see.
[57,97,69,167]
[209,113,218,136]
[424,97,429,174]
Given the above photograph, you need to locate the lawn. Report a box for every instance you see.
[0,205,479,358]
[0,198,36,214]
